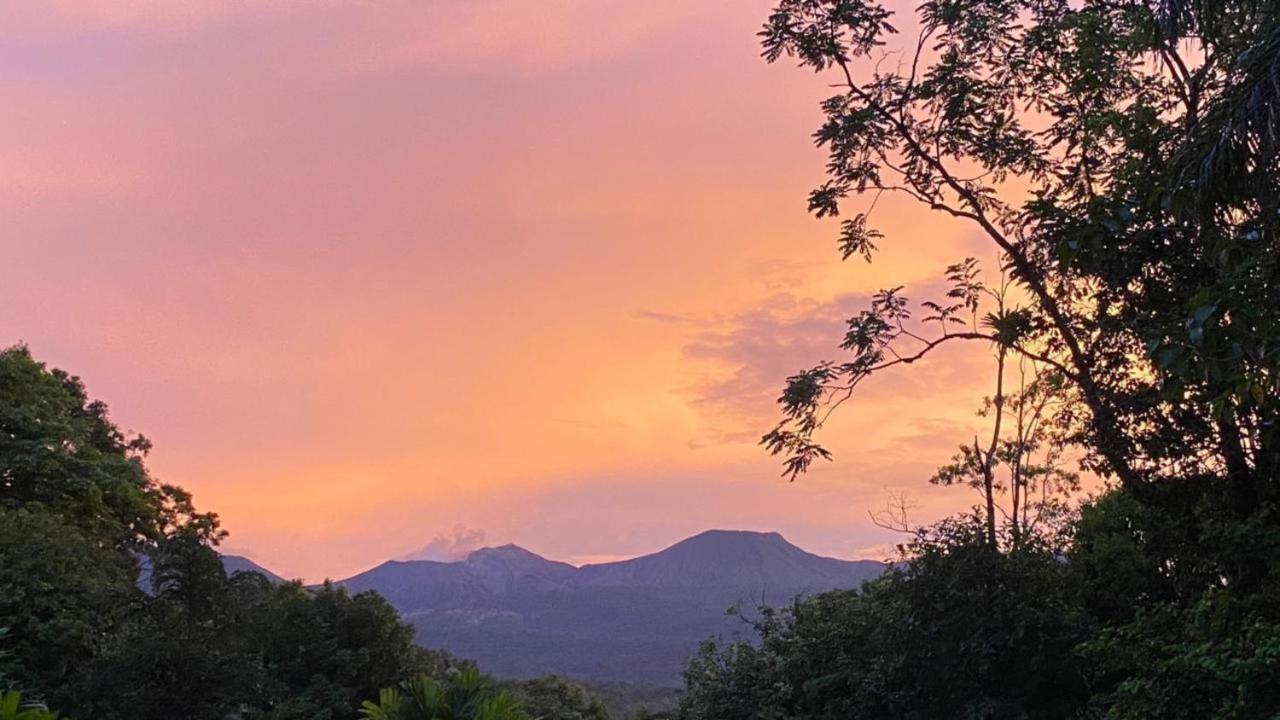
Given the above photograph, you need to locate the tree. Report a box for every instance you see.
[68,531,271,720]
[858,276,1080,548]
[1082,597,1280,719]
[757,0,1280,579]
[72,547,427,720]
[360,667,528,720]
[0,345,210,551]
[0,510,137,700]
[1068,489,1280,718]
[679,637,787,720]
[503,676,609,720]
[756,1,1280,709]
[257,582,422,720]
[0,345,221,700]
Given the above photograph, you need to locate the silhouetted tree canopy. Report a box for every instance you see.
[738,0,1280,717]
[759,0,1280,568]
[682,517,1090,719]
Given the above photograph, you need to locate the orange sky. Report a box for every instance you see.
[1,0,1000,581]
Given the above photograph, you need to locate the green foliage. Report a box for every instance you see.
[0,510,136,696]
[69,535,271,720]
[0,345,208,549]
[0,345,223,699]
[503,676,609,720]
[256,582,423,720]
[0,692,60,720]
[360,668,528,720]
[1070,489,1280,718]
[680,639,783,720]
[1084,599,1280,719]
[573,681,677,720]
[0,629,18,692]
[71,556,424,720]
[676,481,1280,718]
[680,517,1090,719]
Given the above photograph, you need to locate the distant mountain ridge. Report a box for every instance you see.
[576,530,873,595]
[136,553,284,590]
[221,554,286,583]
[334,530,885,683]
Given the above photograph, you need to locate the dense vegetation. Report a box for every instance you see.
[678,0,1280,717]
[680,496,1280,718]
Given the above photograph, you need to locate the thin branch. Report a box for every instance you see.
[830,53,1141,488]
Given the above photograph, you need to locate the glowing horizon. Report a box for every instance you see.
[2,0,999,582]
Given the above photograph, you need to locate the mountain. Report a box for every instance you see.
[220,554,286,583]
[335,530,884,683]
[136,553,286,589]
[338,544,577,608]
[578,530,875,599]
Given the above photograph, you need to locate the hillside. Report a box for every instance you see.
[221,554,286,583]
[335,530,884,683]
[136,553,286,589]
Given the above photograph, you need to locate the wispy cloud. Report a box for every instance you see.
[633,309,706,326]
[397,525,488,562]
[676,282,994,446]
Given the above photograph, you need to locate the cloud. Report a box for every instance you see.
[332,1,716,79]
[684,293,860,428]
[678,284,999,450]
[397,524,488,562]
[634,309,705,326]
[567,553,634,567]
[1,1,283,40]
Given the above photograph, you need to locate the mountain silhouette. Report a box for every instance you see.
[335,530,884,683]
[577,530,874,599]
[221,554,285,583]
[136,553,284,590]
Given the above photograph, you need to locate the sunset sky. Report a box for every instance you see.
[2,0,1000,581]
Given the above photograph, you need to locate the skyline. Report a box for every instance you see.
[2,0,995,581]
